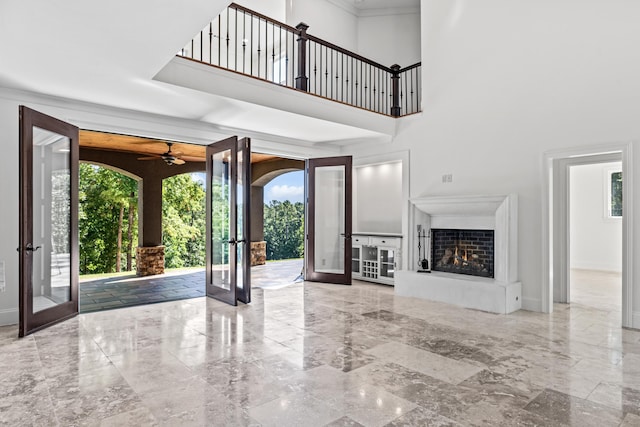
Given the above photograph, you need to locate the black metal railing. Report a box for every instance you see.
[178,3,421,117]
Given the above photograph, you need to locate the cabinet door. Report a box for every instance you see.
[351,245,362,277]
[379,247,396,280]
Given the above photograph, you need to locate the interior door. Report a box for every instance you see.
[205,136,251,305]
[19,106,79,337]
[305,156,352,285]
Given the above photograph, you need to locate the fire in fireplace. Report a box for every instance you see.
[431,229,494,278]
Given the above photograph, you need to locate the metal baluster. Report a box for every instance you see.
[226,8,230,68]
[242,11,246,73]
[209,23,213,64]
[234,8,238,71]
[265,18,268,80]
[257,19,261,78]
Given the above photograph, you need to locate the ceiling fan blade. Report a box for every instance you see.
[137,156,161,160]
[179,156,205,162]
[172,158,186,165]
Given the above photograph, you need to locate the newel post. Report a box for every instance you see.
[390,64,401,117]
[295,22,309,91]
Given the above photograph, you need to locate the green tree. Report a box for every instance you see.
[79,164,138,274]
[263,200,304,260]
[162,174,206,268]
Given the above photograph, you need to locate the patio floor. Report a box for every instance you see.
[79,259,303,313]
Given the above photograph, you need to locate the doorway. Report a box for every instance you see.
[569,160,623,312]
[544,143,634,327]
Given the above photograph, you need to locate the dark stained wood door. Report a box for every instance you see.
[205,136,251,305]
[19,106,79,336]
[305,156,352,285]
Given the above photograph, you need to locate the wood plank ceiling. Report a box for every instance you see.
[79,130,279,164]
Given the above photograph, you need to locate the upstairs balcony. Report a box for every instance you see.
[176,3,421,118]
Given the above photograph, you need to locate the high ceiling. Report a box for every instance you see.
[0,0,394,151]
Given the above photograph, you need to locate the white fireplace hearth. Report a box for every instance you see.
[396,194,521,314]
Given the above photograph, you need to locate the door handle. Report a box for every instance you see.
[17,243,41,252]
[340,233,352,239]
[227,238,237,245]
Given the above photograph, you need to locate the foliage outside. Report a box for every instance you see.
[162,174,206,268]
[79,164,137,274]
[611,171,622,217]
[79,165,304,273]
[263,200,304,260]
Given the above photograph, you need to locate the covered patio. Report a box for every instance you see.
[79,259,303,312]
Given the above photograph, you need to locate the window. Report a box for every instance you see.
[607,169,623,218]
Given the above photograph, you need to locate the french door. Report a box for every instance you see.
[18,106,79,336]
[205,136,251,305]
[305,156,352,285]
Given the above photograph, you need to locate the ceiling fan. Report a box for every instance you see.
[137,142,186,165]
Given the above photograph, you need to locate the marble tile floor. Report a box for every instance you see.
[79,260,303,313]
[1,271,638,426]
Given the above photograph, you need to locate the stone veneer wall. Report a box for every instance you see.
[251,241,266,266]
[136,246,165,276]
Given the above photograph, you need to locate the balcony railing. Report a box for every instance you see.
[178,3,421,117]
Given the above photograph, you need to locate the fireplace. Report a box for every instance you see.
[395,194,521,314]
[431,229,494,278]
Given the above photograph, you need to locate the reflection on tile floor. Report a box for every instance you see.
[1,269,635,426]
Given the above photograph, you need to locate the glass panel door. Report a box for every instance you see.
[205,136,251,305]
[305,156,352,285]
[236,138,251,304]
[19,106,79,336]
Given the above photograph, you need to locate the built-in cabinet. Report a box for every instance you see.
[352,233,402,285]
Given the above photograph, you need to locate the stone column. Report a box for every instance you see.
[136,246,165,276]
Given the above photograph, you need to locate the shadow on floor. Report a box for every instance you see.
[79,259,304,313]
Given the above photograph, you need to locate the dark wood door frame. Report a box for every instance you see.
[19,106,79,337]
[305,156,352,285]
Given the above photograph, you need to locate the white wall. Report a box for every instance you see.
[357,12,421,67]
[354,162,402,233]
[347,0,640,313]
[570,162,622,272]
[286,0,358,52]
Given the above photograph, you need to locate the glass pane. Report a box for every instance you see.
[314,165,345,274]
[211,149,232,290]
[32,126,71,313]
[380,249,395,278]
[236,143,246,290]
[611,171,622,217]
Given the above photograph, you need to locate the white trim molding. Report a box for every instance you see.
[0,308,18,327]
[542,142,634,328]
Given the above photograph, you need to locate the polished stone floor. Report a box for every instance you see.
[0,269,637,426]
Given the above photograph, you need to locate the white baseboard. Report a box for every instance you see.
[521,297,541,312]
[631,311,640,330]
[0,308,18,327]
[571,263,622,274]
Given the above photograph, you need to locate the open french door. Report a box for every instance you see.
[18,106,79,336]
[305,156,352,285]
[205,136,251,305]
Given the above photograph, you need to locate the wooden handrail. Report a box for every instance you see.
[180,3,422,116]
[229,3,299,33]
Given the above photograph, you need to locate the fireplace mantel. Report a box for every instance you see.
[396,194,521,314]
